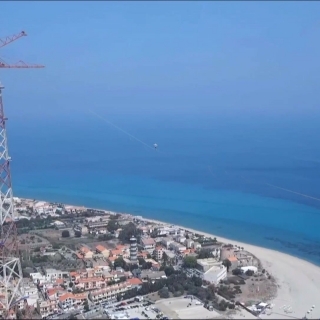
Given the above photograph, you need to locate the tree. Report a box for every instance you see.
[232,268,242,276]
[222,259,232,272]
[164,266,175,277]
[74,230,81,238]
[61,230,70,238]
[197,248,212,259]
[114,257,126,269]
[159,287,169,298]
[118,222,142,243]
[183,256,197,268]
[245,269,254,276]
[107,220,118,232]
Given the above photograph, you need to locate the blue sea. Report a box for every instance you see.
[8,112,320,266]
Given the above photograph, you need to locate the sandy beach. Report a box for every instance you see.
[144,218,320,320]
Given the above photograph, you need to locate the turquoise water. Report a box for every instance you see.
[8,115,320,266]
[14,172,320,266]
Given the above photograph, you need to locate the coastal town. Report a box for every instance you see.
[10,197,282,320]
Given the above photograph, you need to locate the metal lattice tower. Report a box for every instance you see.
[0,31,44,319]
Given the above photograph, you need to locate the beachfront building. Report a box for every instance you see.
[198,258,227,284]
[185,258,227,285]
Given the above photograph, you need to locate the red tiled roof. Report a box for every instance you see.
[127,278,142,285]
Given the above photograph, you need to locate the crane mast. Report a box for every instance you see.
[0,31,44,319]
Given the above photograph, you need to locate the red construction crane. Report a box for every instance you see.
[0,30,44,319]
[0,31,26,49]
[0,30,45,69]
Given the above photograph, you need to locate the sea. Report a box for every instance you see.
[8,111,320,266]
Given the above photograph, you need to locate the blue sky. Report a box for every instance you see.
[1,1,320,122]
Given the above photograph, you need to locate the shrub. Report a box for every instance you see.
[61,230,70,238]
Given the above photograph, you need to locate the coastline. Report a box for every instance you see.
[18,198,320,319]
[143,217,320,319]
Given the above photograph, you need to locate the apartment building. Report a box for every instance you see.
[74,277,105,290]
[37,298,59,319]
[58,292,87,312]
[153,246,164,261]
[140,237,156,253]
[89,282,128,305]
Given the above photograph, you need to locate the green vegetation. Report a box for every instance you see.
[222,259,231,272]
[98,234,115,241]
[118,222,142,243]
[183,256,197,268]
[197,248,214,259]
[107,220,118,233]
[122,272,216,306]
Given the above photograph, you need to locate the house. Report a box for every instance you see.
[79,246,94,259]
[140,237,156,253]
[127,278,143,289]
[95,245,110,258]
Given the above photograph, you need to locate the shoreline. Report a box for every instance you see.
[142,217,320,319]
[17,197,320,319]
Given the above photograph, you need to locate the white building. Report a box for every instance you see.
[30,272,46,285]
[22,281,39,308]
[203,265,227,285]
[241,266,258,274]
[169,241,186,253]
[184,239,194,249]
[186,258,227,285]
[161,237,173,249]
[140,237,156,253]
[53,220,65,228]
[45,268,68,282]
